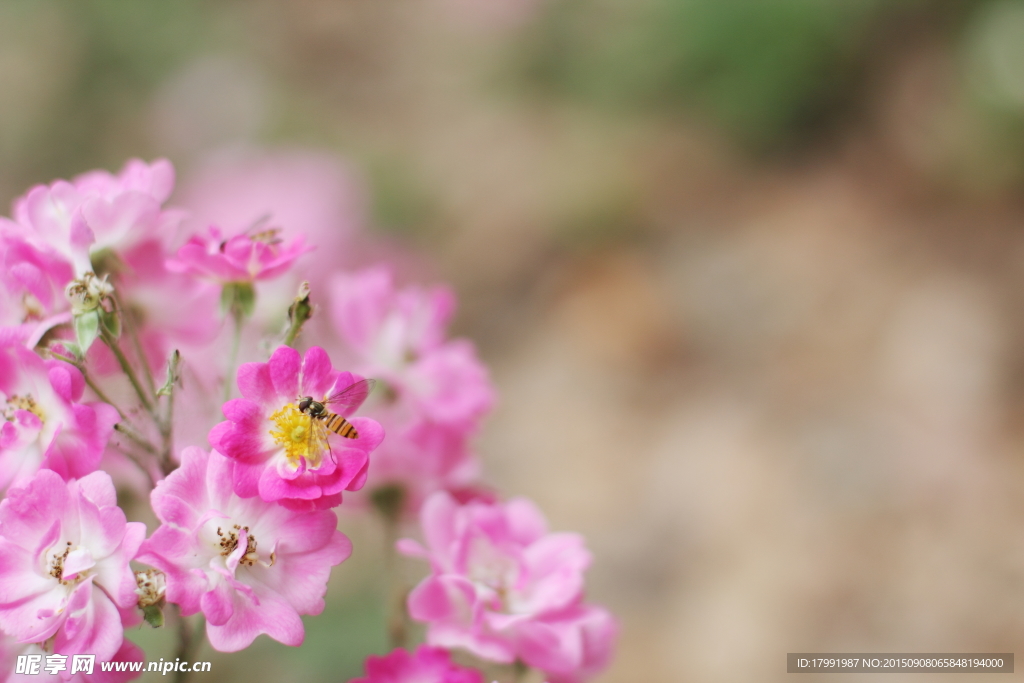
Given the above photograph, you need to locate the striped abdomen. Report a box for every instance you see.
[321,412,359,439]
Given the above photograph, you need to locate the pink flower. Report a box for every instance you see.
[327,268,493,514]
[349,646,484,683]
[136,447,352,651]
[168,225,311,284]
[367,422,482,516]
[0,470,145,673]
[0,223,76,347]
[209,346,384,510]
[10,159,180,276]
[86,240,221,377]
[178,149,366,291]
[0,344,118,493]
[399,493,617,683]
[329,267,494,430]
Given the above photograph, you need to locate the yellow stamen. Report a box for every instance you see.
[268,403,326,467]
[4,394,45,423]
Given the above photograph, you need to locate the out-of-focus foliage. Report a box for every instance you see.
[0,1,220,183]
[520,0,994,153]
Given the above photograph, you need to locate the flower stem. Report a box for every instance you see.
[113,423,158,455]
[121,298,157,399]
[101,328,155,415]
[223,309,244,403]
[174,611,205,683]
[82,373,129,422]
[381,510,407,649]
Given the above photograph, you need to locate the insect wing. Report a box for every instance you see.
[305,413,332,464]
[323,378,376,417]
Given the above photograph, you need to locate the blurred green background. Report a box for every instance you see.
[6,0,1024,681]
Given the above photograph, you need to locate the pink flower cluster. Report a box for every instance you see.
[0,154,614,683]
[400,493,616,683]
[324,267,495,515]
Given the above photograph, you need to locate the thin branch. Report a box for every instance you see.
[174,611,206,683]
[223,310,243,403]
[101,328,155,415]
[113,423,158,455]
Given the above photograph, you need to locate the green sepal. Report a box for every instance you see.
[142,604,164,628]
[73,311,100,354]
[100,307,121,339]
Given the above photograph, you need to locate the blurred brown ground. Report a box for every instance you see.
[5,2,1024,682]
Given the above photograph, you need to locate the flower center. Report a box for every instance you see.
[4,394,45,423]
[268,402,327,468]
[47,541,90,586]
[215,524,261,567]
[467,537,521,611]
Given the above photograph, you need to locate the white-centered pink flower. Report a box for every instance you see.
[0,470,144,672]
[0,344,118,494]
[136,447,353,651]
[10,159,180,277]
[399,492,617,683]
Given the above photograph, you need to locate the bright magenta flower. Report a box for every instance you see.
[0,471,145,671]
[136,447,352,652]
[0,344,118,494]
[209,345,383,510]
[349,646,484,683]
[399,492,617,683]
[168,225,311,285]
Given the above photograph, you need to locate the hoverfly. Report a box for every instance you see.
[297,378,376,462]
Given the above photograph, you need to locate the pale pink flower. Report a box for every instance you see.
[136,447,352,651]
[87,240,221,376]
[209,346,384,510]
[0,223,76,347]
[349,646,484,683]
[167,225,311,285]
[399,492,617,683]
[0,471,145,673]
[0,344,118,493]
[366,422,483,516]
[10,159,180,276]
[328,267,494,430]
[327,268,493,514]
